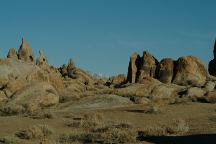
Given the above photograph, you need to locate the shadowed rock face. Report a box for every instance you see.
[7,48,18,60]
[156,58,174,84]
[127,51,158,83]
[18,38,34,62]
[137,51,158,82]
[209,40,216,76]
[127,53,141,83]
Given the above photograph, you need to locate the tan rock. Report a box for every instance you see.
[172,56,208,86]
[9,82,59,110]
[36,50,48,66]
[137,51,158,82]
[0,59,64,95]
[18,38,34,62]
[7,48,18,60]
[156,58,174,84]
[67,59,76,78]
[111,74,127,85]
[127,53,141,83]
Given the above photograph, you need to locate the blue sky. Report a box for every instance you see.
[0,0,215,76]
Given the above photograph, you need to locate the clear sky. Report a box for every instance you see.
[0,0,215,76]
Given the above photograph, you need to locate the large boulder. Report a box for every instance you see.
[172,56,208,86]
[208,40,216,76]
[18,38,34,62]
[8,82,59,111]
[7,48,18,60]
[137,51,158,82]
[127,53,141,83]
[156,58,174,84]
[0,59,64,95]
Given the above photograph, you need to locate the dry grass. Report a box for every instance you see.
[0,136,21,144]
[16,124,53,139]
[63,112,137,143]
[138,118,189,137]
[0,104,24,116]
[30,110,56,119]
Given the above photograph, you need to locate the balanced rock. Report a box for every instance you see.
[127,53,141,83]
[36,50,48,66]
[137,51,158,81]
[172,56,208,86]
[7,48,18,60]
[208,40,216,76]
[18,38,34,62]
[156,58,174,84]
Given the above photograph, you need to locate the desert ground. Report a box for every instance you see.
[0,39,216,144]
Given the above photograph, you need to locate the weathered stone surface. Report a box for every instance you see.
[9,82,59,111]
[205,90,216,103]
[36,50,48,66]
[150,84,180,102]
[127,53,141,83]
[204,81,215,92]
[209,40,216,76]
[7,48,18,60]
[67,59,76,78]
[111,74,127,85]
[172,56,208,86]
[18,38,34,62]
[156,58,174,84]
[0,59,64,95]
[137,51,158,82]
[186,87,206,101]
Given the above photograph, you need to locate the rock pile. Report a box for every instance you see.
[127,52,208,86]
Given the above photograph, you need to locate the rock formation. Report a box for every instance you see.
[137,51,158,81]
[111,74,127,85]
[18,38,34,62]
[36,50,49,66]
[127,52,208,86]
[172,56,208,86]
[8,82,59,111]
[67,58,76,78]
[127,51,158,83]
[127,53,141,83]
[209,40,216,76]
[7,48,18,60]
[156,58,174,84]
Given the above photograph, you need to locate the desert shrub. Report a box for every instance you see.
[0,104,24,116]
[58,131,89,143]
[30,111,56,119]
[138,118,189,137]
[63,113,136,144]
[16,124,53,139]
[81,112,105,130]
[100,128,136,143]
[66,112,105,130]
[59,128,136,144]
[0,137,21,144]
